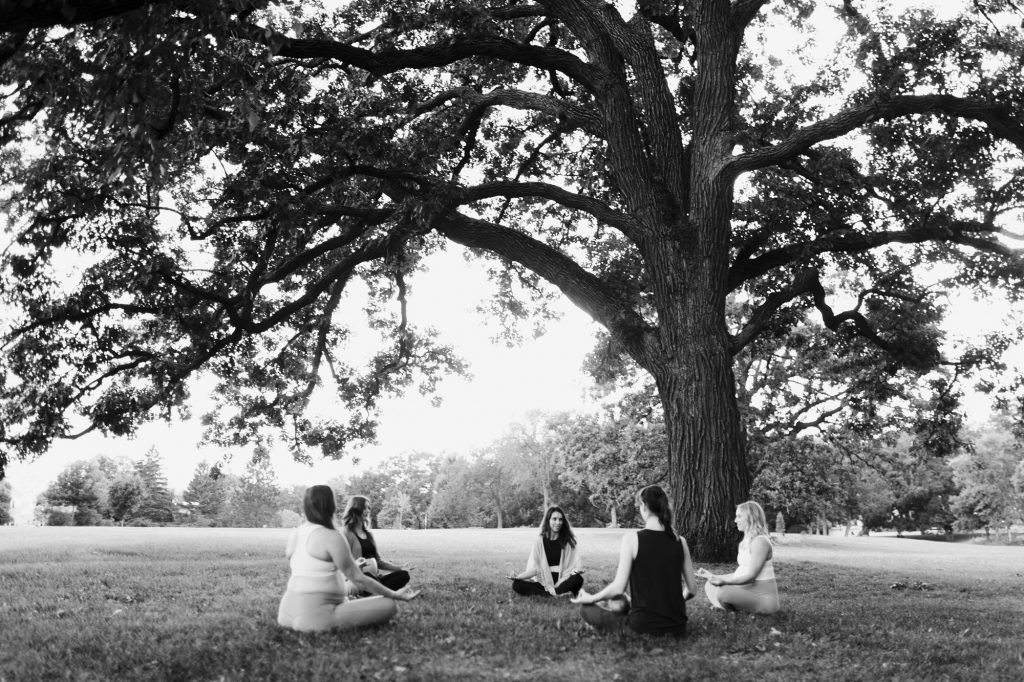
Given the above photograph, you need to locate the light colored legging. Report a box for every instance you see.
[277,591,397,632]
[705,578,779,614]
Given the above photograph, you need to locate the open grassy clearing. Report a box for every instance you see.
[1,527,1022,681]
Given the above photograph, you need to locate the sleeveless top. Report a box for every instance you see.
[355,531,380,561]
[628,530,687,636]
[737,535,775,581]
[290,523,337,577]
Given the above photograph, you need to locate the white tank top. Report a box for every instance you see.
[737,535,775,581]
[289,523,338,578]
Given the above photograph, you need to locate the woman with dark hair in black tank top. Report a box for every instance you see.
[572,485,697,636]
[341,495,413,593]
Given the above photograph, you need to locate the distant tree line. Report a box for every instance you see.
[32,444,295,528]
[19,404,1024,540]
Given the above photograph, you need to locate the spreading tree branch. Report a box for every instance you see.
[731,0,771,31]
[433,211,658,368]
[729,219,1024,290]
[270,32,604,93]
[725,95,1024,176]
[412,86,603,136]
[730,270,819,354]
[459,180,644,241]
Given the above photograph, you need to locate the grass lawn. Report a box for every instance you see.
[1,527,1022,681]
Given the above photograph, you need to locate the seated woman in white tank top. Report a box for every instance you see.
[277,485,419,632]
[697,500,780,615]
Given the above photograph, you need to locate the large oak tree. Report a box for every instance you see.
[2,0,1023,557]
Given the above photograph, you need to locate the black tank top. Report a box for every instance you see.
[356,532,379,560]
[543,536,562,568]
[628,529,687,636]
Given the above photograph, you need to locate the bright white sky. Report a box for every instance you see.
[3,0,1019,523]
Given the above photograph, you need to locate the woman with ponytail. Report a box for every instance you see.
[572,485,697,637]
[697,500,780,614]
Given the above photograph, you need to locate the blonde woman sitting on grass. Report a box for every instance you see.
[697,500,779,614]
[277,485,419,632]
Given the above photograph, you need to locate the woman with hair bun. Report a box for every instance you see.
[697,500,780,614]
[573,485,697,637]
[277,485,419,632]
[507,505,584,597]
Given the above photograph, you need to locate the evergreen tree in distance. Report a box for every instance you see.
[134,446,175,524]
[230,447,281,528]
[181,460,229,525]
[0,479,12,525]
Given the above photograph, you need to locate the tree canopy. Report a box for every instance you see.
[2,0,1024,558]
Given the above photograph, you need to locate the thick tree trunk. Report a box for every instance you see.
[647,0,748,562]
[656,327,749,561]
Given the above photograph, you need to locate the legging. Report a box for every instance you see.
[372,570,410,591]
[277,591,397,632]
[512,572,583,597]
[580,602,628,632]
[704,578,779,614]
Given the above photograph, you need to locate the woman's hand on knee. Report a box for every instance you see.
[570,588,594,605]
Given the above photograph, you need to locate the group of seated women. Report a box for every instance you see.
[276,486,419,632]
[277,484,779,636]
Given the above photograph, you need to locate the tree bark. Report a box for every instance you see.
[637,0,749,562]
[656,328,749,561]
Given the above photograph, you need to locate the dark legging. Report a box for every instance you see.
[371,570,411,591]
[512,572,583,597]
[580,603,627,632]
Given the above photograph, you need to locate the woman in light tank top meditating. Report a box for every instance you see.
[277,486,419,632]
[507,506,584,597]
[572,485,698,637]
[697,500,780,614]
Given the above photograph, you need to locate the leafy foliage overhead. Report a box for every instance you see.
[1,1,1023,558]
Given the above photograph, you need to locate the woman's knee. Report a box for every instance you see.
[373,597,398,622]
[580,603,602,627]
[704,580,718,600]
[332,596,397,629]
[512,579,539,596]
[563,573,584,594]
[382,570,410,590]
[580,603,626,632]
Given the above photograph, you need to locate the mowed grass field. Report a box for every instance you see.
[1,527,1022,681]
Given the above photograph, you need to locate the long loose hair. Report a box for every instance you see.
[638,485,676,539]
[539,505,577,548]
[342,495,373,535]
[737,500,770,538]
[303,485,337,529]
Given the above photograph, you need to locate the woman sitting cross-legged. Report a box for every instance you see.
[697,500,780,615]
[572,485,697,637]
[507,506,584,597]
[277,485,419,632]
[341,495,414,593]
